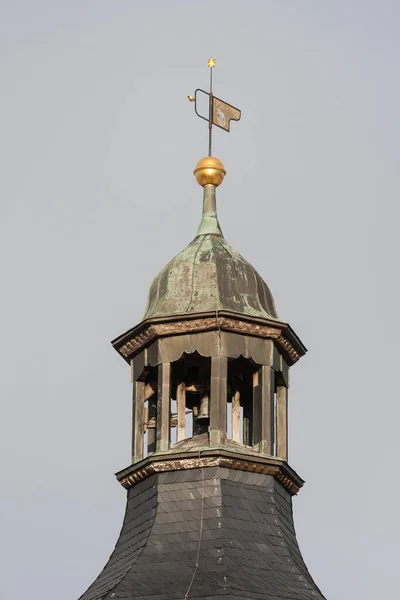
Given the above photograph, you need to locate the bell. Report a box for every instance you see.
[195,394,210,421]
[193,394,210,437]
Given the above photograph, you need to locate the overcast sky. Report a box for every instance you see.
[1,1,399,599]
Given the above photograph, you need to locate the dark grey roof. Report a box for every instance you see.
[79,467,325,600]
[143,235,278,322]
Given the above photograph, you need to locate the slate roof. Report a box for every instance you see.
[79,467,325,600]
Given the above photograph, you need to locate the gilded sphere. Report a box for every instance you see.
[193,156,226,187]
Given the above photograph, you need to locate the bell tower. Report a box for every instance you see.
[111,156,305,496]
[78,63,326,600]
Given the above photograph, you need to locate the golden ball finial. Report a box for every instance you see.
[193,156,226,187]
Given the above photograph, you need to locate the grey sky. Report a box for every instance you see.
[1,1,399,598]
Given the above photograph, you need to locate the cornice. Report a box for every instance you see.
[115,449,304,496]
[112,311,306,366]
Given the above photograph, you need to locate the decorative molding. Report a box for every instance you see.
[117,314,302,366]
[119,325,157,358]
[116,451,303,496]
[275,470,299,495]
[154,317,217,337]
[218,316,281,340]
[276,334,301,364]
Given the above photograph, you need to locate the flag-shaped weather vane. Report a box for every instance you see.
[188,58,241,156]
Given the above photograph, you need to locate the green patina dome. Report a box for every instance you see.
[143,185,277,321]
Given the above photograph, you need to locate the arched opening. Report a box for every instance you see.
[227,356,258,447]
[170,352,211,444]
[140,365,158,459]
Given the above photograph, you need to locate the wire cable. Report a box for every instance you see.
[184,450,205,599]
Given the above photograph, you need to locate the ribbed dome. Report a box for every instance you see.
[143,232,278,321]
[143,168,278,322]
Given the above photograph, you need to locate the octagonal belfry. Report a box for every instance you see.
[78,156,326,600]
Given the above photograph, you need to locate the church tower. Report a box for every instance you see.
[78,64,326,600]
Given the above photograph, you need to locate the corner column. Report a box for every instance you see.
[259,365,275,456]
[276,385,288,461]
[210,355,227,446]
[156,362,171,452]
[132,380,144,463]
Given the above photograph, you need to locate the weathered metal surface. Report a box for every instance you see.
[196,184,223,236]
[143,231,278,321]
[78,468,325,600]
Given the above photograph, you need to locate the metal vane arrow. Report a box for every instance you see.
[188,58,241,156]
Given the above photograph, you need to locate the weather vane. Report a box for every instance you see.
[188,58,241,156]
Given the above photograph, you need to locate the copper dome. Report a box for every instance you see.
[143,232,278,321]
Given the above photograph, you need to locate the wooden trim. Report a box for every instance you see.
[144,382,156,401]
[177,382,186,442]
[232,390,241,444]
[186,382,205,393]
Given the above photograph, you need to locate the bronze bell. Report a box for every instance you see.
[195,394,210,421]
[193,393,209,436]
